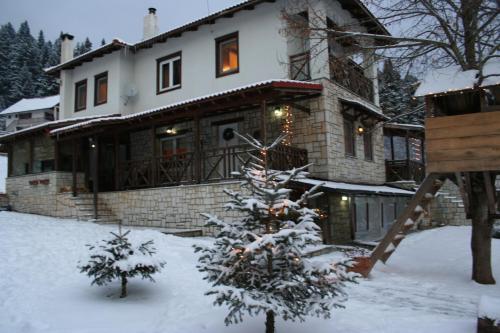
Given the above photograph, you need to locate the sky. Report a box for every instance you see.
[0,0,244,45]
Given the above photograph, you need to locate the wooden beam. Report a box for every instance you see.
[114,133,120,191]
[29,138,34,174]
[54,140,60,171]
[151,126,157,187]
[7,143,13,177]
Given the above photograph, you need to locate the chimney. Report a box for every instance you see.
[60,33,74,63]
[143,8,159,40]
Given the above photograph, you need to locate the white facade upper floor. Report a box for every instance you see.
[47,0,387,121]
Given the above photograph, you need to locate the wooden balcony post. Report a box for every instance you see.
[54,140,60,171]
[72,139,77,197]
[90,137,99,220]
[194,113,201,183]
[114,134,120,191]
[151,126,157,187]
[28,137,34,174]
[260,99,267,145]
[7,143,13,177]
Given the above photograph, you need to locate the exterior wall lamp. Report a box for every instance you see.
[274,106,284,118]
[341,195,349,201]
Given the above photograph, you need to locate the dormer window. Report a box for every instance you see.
[94,72,108,106]
[75,79,87,112]
[216,32,239,77]
[157,51,182,94]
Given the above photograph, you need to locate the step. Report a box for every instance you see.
[106,225,204,237]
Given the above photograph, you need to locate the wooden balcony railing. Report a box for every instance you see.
[385,159,425,183]
[329,56,374,102]
[117,144,308,190]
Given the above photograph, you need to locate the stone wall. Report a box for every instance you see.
[98,181,244,235]
[6,171,85,217]
[430,179,471,226]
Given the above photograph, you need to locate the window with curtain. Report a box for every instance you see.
[94,72,108,106]
[216,32,239,77]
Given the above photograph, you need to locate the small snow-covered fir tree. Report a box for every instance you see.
[195,134,356,333]
[79,228,165,298]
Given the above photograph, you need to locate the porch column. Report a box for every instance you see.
[114,134,120,191]
[90,137,99,220]
[28,138,34,173]
[72,139,77,197]
[260,100,268,145]
[151,126,157,187]
[54,140,60,171]
[194,113,202,183]
[7,143,13,177]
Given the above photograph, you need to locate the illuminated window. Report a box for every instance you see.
[75,79,87,112]
[157,52,182,94]
[216,32,239,77]
[94,72,108,106]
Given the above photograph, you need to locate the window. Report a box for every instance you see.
[364,131,373,161]
[75,79,87,111]
[19,113,32,119]
[216,32,239,77]
[44,112,54,121]
[157,52,182,94]
[290,52,310,81]
[343,117,356,157]
[94,72,108,106]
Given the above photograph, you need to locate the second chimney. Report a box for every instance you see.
[143,8,159,40]
[61,33,74,63]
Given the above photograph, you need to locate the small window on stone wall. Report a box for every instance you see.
[343,117,356,157]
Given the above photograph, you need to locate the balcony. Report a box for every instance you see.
[386,159,425,183]
[117,144,308,190]
[329,56,374,102]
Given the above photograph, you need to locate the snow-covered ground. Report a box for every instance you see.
[0,212,499,333]
[0,154,6,193]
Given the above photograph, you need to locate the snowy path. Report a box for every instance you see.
[0,212,498,333]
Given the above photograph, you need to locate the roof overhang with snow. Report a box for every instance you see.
[49,80,323,139]
[291,177,415,196]
[0,115,120,143]
[0,95,60,115]
[339,98,388,121]
[415,59,500,97]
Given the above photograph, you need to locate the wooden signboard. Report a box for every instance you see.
[426,111,500,173]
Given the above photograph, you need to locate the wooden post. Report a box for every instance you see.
[7,143,13,177]
[194,113,201,183]
[28,138,34,174]
[72,139,77,197]
[151,126,157,187]
[260,100,267,145]
[54,140,60,171]
[91,137,99,220]
[114,133,120,191]
[390,135,395,161]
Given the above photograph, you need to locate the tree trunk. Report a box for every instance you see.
[470,173,496,284]
[120,272,128,298]
[265,310,275,333]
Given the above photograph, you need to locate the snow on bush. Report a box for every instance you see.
[79,229,165,298]
[195,134,357,333]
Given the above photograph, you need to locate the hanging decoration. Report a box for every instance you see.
[281,105,293,146]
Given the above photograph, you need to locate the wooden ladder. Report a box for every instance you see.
[353,173,446,277]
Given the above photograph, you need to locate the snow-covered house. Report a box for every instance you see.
[0,95,59,133]
[0,0,414,243]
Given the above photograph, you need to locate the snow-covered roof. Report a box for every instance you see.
[50,80,323,136]
[415,58,500,97]
[339,97,388,120]
[384,123,424,131]
[293,178,415,196]
[0,114,119,142]
[1,95,59,115]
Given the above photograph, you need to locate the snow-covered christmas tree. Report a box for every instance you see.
[79,228,165,298]
[195,134,356,333]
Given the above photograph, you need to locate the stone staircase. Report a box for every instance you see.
[69,194,121,224]
[429,179,470,226]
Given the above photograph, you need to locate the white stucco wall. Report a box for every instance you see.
[59,1,289,119]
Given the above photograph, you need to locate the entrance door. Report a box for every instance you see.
[217,122,240,179]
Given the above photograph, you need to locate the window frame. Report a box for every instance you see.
[215,32,239,78]
[74,79,87,112]
[94,71,108,106]
[343,116,356,157]
[18,113,32,120]
[363,130,373,161]
[156,51,182,95]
